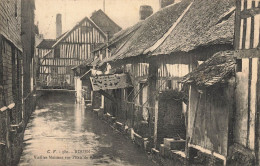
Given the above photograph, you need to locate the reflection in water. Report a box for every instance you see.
[74,103,85,132]
[18,92,157,166]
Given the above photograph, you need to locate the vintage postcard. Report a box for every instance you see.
[0,0,259,165]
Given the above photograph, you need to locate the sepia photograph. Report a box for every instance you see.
[0,0,260,165]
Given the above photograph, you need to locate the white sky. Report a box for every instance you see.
[35,0,160,39]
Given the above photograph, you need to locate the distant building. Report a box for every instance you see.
[90,9,122,38]
[36,10,121,89]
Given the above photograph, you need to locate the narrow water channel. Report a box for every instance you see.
[18,92,157,166]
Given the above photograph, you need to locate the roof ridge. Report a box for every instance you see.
[52,16,106,48]
[90,9,122,30]
[143,1,194,54]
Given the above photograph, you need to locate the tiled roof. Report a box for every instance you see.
[182,51,235,87]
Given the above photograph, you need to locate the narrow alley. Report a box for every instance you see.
[1,0,260,165]
[18,92,157,166]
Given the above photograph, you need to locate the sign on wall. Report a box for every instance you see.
[90,73,132,91]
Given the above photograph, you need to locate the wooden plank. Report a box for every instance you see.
[256,58,260,166]
[241,7,260,19]
[242,17,247,49]
[247,58,252,147]
[75,28,78,43]
[250,2,255,49]
[98,90,117,103]
[249,58,258,149]
[243,0,248,49]
[78,44,80,59]
[80,27,82,43]
[235,48,260,58]
[259,12,260,48]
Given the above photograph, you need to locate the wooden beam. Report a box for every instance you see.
[256,58,260,166]
[250,1,255,49]
[98,90,117,103]
[235,49,260,58]
[188,143,226,164]
[157,77,182,80]
[241,7,260,19]
[247,58,252,147]
[0,35,3,87]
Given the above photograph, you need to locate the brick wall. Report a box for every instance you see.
[2,40,14,106]
[0,0,35,165]
[0,37,24,166]
[0,110,7,165]
[0,0,22,50]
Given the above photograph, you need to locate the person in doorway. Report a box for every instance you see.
[47,74,52,86]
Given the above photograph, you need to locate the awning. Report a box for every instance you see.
[90,73,132,91]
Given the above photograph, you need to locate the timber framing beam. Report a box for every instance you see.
[240,7,260,19]
[60,42,98,45]
[0,35,3,87]
[97,90,117,103]
[234,49,260,58]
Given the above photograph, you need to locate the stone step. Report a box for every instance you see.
[164,138,185,151]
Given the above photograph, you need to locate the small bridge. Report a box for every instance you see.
[36,88,75,92]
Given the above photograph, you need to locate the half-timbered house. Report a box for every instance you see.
[180,0,260,165]
[37,10,121,89]
[230,0,260,165]
[146,0,235,160]
[182,51,236,166]
[91,0,195,151]
[89,1,236,162]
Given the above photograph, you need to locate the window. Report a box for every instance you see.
[236,59,242,72]
[54,48,60,58]
[126,87,134,101]
[139,83,146,105]
[139,83,149,121]
[167,80,172,90]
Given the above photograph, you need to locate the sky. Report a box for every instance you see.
[35,0,160,39]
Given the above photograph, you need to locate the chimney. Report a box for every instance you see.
[159,0,175,8]
[56,14,62,38]
[139,5,153,20]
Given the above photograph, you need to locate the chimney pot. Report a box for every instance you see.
[56,14,62,38]
[139,5,153,20]
[159,0,175,8]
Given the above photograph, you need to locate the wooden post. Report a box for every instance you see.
[0,35,3,89]
[256,58,260,165]
[234,0,241,50]
[148,58,158,148]
[105,32,109,59]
